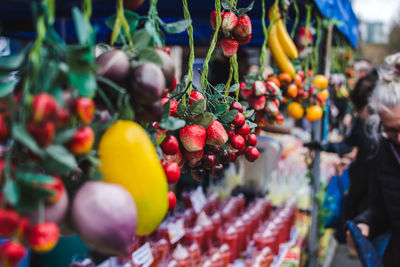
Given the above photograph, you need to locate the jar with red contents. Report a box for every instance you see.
[219,244,231,266]
[196,212,214,253]
[211,212,222,244]
[234,219,246,254]
[221,225,239,263]
[172,244,191,267]
[187,242,201,266]
[183,225,204,249]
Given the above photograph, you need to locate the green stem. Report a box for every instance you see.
[313,16,323,74]
[290,0,299,39]
[225,57,234,96]
[111,0,133,50]
[82,0,92,21]
[182,0,194,106]
[201,0,222,91]
[44,0,55,25]
[304,4,312,83]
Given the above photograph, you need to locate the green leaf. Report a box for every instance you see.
[96,76,126,94]
[159,117,186,131]
[160,19,192,34]
[12,124,44,157]
[240,101,249,109]
[244,109,255,118]
[161,100,171,121]
[44,145,78,172]
[156,134,166,146]
[0,79,17,98]
[214,84,225,93]
[105,11,140,44]
[137,48,163,67]
[237,1,255,17]
[214,104,228,115]
[120,96,134,120]
[189,99,205,115]
[219,109,238,123]
[221,0,233,10]
[247,121,258,129]
[72,7,90,44]
[145,21,163,47]
[132,29,153,51]
[16,170,54,183]
[177,103,187,115]
[65,45,96,74]
[194,112,214,129]
[228,83,240,93]
[69,73,97,98]
[4,178,19,205]
[88,167,103,181]
[54,128,76,144]
[0,44,30,71]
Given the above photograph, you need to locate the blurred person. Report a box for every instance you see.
[348,52,400,266]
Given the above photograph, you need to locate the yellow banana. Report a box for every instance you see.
[269,6,298,60]
[267,25,296,78]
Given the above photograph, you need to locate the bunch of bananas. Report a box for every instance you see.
[267,6,298,78]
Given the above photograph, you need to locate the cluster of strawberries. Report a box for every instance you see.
[210,11,252,57]
[158,90,259,193]
[240,79,284,126]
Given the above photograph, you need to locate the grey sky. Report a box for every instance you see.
[353,0,400,27]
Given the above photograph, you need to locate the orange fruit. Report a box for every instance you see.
[318,89,329,100]
[287,102,304,120]
[268,76,280,88]
[313,75,329,90]
[305,105,323,122]
[294,74,302,87]
[278,73,292,86]
[286,84,298,98]
[281,96,289,104]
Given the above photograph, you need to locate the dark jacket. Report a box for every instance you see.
[324,118,376,219]
[356,139,400,267]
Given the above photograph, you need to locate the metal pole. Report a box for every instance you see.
[308,22,333,267]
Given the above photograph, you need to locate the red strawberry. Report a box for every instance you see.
[210,11,224,31]
[220,38,239,57]
[276,113,284,125]
[233,15,252,38]
[0,241,26,267]
[0,114,10,143]
[221,12,238,34]
[264,101,279,116]
[161,98,179,117]
[28,222,59,253]
[74,97,95,124]
[266,81,280,96]
[232,113,245,127]
[247,134,257,146]
[230,101,243,113]
[227,130,235,138]
[228,151,238,162]
[43,176,65,204]
[160,135,179,155]
[0,208,19,238]
[164,148,185,167]
[189,91,206,111]
[31,93,58,123]
[248,96,266,110]
[56,108,70,128]
[179,125,206,152]
[240,82,252,99]
[234,33,252,45]
[67,126,95,155]
[245,147,259,162]
[210,163,224,178]
[239,82,247,90]
[183,148,204,165]
[230,134,245,150]
[28,121,55,147]
[202,154,216,170]
[237,123,250,136]
[168,191,177,211]
[206,120,228,147]
[253,81,267,97]
[163,162,181,184]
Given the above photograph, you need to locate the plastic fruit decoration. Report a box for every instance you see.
[67,126,95,155]
[71,181,138,256]
[98,121,168,236]
[28,222,60,253]
[313,75,329,90]
[0,208,19,237]
[0,241,27,267]
[278,73,292,86]
[287,102,304,120]
[168,191,177,211]
[124,0,145,10]
[286,84,298,98]
[305,105,323,122]
[318,89,329,101]
[74,97,96,124]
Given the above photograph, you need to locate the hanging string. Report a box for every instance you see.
[201,0,222,91]
[82,0,92,21]
[304,4,312,83]
[225,57,234,96]
[182,0,194,105]
[234,54,240,101]
[290,0,299,39]
[313,16,323,74]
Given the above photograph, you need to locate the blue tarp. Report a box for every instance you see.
[0,0,359,47]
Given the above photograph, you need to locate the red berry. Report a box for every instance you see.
[220,38,239,57]
[56,108,70,128]
[202,154,216,170]
[160,135,179,155]
[31,93,58,123]
[245,147,259,162]
[163,162,181,184]
[227,130,234,139]
[276,114,284,125]
[230,101,243,113]
[0,208,19,237]
[232,113,245,127]
[28,222,59,253]
[230,134,245,150]
[28,121,55,147]
[228,151,238,162]
[237,123,250,136]
[247,134,257,146]
[67,126,95,155]
[210,163,224,178]
[169,76,177,91]
[168,191,177,211]
[74,97,95,124]
[0,241,26,267]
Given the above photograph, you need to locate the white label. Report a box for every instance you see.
[132,242,154,267]
[190,186,207,214]
[168,218,186,244]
